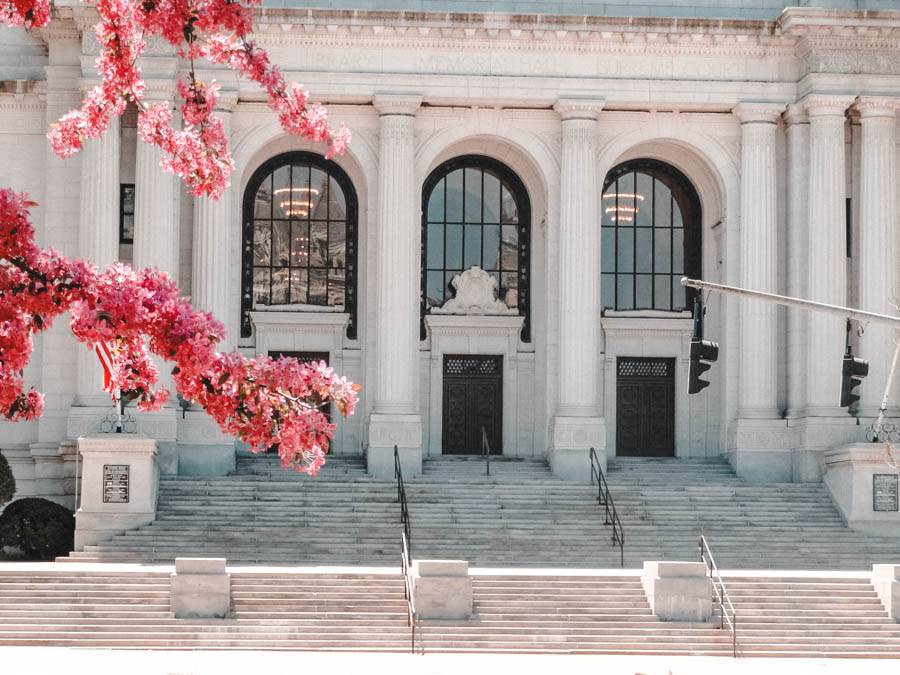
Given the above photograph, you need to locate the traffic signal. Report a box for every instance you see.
[688,337,719,395]
[840,354,868,408]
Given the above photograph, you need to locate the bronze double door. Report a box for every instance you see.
[616,357,675,457]
[442,355,502,455]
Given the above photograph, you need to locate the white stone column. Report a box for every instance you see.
[805,97,853,415]
[366,94,423,478]
[549,99,606,481]
[785,105,810,418]
[192,107,235,349]
[856,99,899,417]
[75,114,120,407]
[734,103,783,417]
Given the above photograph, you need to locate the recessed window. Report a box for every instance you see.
[241,153,358,338]
[119,184,135,245]
[601,160,701,312]
[421,155,531,341]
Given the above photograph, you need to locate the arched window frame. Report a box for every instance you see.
[240,151,359,339]
[601,159,702,312]
[420,154,531,342]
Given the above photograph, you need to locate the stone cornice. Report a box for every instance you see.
[733,102,786,124]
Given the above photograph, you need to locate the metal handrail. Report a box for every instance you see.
[480,426,491,477]
[699,534,737,658]
[401,531,420,654]
[589,448,625,568]
[394,445,411,555]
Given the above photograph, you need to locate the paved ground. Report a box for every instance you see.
[6,647,900,675]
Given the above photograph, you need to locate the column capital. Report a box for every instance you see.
[373,93,422,116]
[554,98,604,121]
[855,97,900,119]
[800,94,855,118]
[732,102,785,124]
[783,103,809,127]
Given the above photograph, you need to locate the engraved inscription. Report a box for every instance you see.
[873,474,899,513]
[103,464,129,504]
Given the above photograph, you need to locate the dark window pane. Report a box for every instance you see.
[273,221,290,266]
[616,274,634,310]
[654,229,671,273]
[464,223,481,269]
[329,176,346,220]
[427,178,444,222]
[635,172,653,227]
[601,227,615,273]
[483,224,500,271]
[290,268,308,304]
[601,189,615,226]
[272,165,291,218]
[446,169,463,222]
[329,222,346,268]
[500,271,518,308]
[464,168,482,223]
[308,268,326,305]
[601,273,615,309]
[635,274,652,309]
[445,223,463,268]
[500,185,517,224]
[290,221,307,266]
[635,228,652,273]
[253,269,270,306]
[654,181,672,226]
[328,273,345,307]
[673,276,687,310]
[446,271,460,301]
[617,228,634,273]
[654,275,670,310]
[271,268,289,305]
[427,222,444,269]
[253,222,271,265]
[254,181,271,219]
[500,225,518,269]
[672,229,684,274]
[483,173,500,223]
[122,188,134,214]
[426,271,445,308]
[121,215,134,243]
[673,196,684,228]
[309,221,328,267]
[310,168,328,219]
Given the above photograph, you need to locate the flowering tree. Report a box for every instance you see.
[0,0,358,473]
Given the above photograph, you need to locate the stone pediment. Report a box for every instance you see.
[431,266,517,316]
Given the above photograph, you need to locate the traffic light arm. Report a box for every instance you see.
[681,278,900,328]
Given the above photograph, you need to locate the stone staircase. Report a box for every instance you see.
[1,567,899,656]
[61,453,900,570]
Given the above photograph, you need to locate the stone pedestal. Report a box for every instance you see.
[175,410,236,477]
[642,561,712,622]
[170,558,231,619]
[74,435,158,550]
[792,416,865,482]
[549,416,606,481]
[726,418,793,483]
[413,560,472,620]
[872,565,900,622]
[824,443,900,537]
[367,415,422,479]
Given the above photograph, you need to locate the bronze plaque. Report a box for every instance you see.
[103,464,129,504]
[873,474,899,512]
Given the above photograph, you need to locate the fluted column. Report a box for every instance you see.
[856,98,899,415]
[785,105,809,417]
[366,94,423,476]
[805,96,853,414]
[76,114,121,405]
[734,103,783,417]
[192,107,235,349]
[549,98,607,481]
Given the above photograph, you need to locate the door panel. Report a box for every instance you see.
[616,357,675,457]
[442,355,502,454]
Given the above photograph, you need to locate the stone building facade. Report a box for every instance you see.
[1,1,899,504]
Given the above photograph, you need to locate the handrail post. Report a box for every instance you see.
[481,426,490,477]
[589,447,625,569]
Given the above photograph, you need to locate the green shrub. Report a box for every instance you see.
[0,498,74,560]
[0,451,14,505]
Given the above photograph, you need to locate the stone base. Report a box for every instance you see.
[642,561,712,622]
[170,558,231,619]
[790,416,866,482]
[824,443,900,537]
[367,414,422,479]
[413,560,472,620]
[75,510,157,549]
[873,565,900,622]
[175,410,236,477]
[726,418,793,482]
[549,416,606,482]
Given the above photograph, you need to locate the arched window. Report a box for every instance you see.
[601,159,701,312]
[421,155,531,341]
[241,152,358,338]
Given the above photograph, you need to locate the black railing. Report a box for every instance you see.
[394,445,411,555]
[589,448,624,568]
[401,531,420,654]
[699,534,737,658]
[480,426,491,477]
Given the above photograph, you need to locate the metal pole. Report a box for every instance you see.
[681,278,900,327]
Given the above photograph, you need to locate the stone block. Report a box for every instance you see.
[549,416,606,482]
[642,560,712,622]
[171,557,230,619]
[367,414,422,478]
[824,443,900,537]
[872,565,900,622]
[413,559,472,620]
[177,443,236,477]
